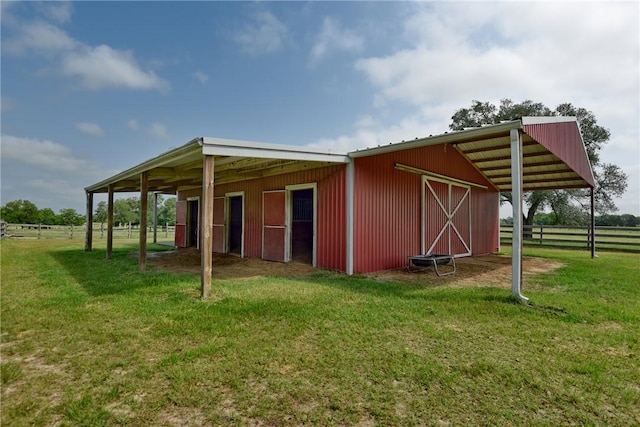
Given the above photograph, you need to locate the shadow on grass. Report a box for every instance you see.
[49,244,191,297]
[49,244,528,310]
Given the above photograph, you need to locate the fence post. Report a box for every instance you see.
[38,224,42,240]
[128,222,132,238]
[165,222,168,238]
[70,224,74,239]
[539,225,543,246]
[101,223,104,239]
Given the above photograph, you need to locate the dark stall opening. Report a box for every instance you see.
[228,196,243,256]
[291,189,314,264]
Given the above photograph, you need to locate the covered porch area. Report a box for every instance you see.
[84,137,349,298]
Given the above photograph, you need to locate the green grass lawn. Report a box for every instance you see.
[1,240,639,426]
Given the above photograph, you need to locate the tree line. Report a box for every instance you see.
[0,196,176,227]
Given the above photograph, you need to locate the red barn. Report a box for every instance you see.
[85,117,595,301]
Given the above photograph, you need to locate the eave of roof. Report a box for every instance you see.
[85,116,595,194]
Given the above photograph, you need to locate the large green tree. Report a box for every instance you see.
[0,199,39,224]
[37,208,58,225]
[94,201,108,225]
[450,99,628,228]
[58,208,85,226]
[157,196,176,226]
[113,197,139,226]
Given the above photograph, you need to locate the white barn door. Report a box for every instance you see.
[422,176,471,257]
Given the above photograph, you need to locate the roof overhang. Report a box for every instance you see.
[350,117,595,192]
[85,137,349,194]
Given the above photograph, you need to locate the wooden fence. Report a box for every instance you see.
[500,225,640,252]
[2,223,175,242]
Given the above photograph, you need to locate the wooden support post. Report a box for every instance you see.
[85,192,93,251]
[107,184,114,260]
[153,193,158,244]
[201,155,215,299]
[139,171,149,271]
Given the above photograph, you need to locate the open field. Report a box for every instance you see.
[1,239,639,425]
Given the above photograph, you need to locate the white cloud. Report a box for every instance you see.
[62,45,169,91]
[193,70,209,85]
[76,122,105,137]
[25,178,85,208]
[36,1,73,24]
[309,17,364,65]
[353,2,639,117]
[3,21,78,54]
[1,134,92,174]
[234,11,289,56]
[148,123,170,139]
[127,119,140,130]
[3,16,169,92]
[308,106,451,154]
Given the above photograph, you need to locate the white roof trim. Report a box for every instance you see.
[201,137,350,163]
[521,116,577,125]
[349,120,522,158]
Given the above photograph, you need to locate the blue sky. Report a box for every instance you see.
[2,1,639,217]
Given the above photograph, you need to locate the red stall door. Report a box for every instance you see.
[262,190,286,262]
[423,177,471,257]
[175,200,187,247]
[212,197,225,253]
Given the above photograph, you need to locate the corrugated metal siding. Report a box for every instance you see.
[177,164,346,271]
[450,185,470,255]
[523,123,595,187]
[317,167,346,271]
[471,189,499,255]
[353,144,497,273]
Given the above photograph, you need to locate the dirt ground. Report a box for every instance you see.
[145,248,564,289]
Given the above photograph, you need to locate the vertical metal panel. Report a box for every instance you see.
[262,190,286,262]
[317,167,346,271]
[175,200,187,247]
[212,197,225,253]
[523,122,594,187]
[471,189,499,255]
[353,144,496,273]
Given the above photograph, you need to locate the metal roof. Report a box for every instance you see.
[351,117,595,191]
[85,117,594,194]
[85,138,350,193]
